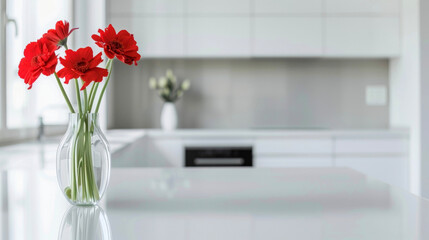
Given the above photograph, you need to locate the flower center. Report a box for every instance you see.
[75,61,89,73]
[31,55,44,66]
[109,40,123,52]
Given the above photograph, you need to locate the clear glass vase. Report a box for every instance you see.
[56,113,111,206]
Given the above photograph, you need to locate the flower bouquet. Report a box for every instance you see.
[18,20,141,205]
[149,70,190,130]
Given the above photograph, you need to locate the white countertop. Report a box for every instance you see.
[0,128,409,169]
[2,167,428,239]
[116,128,409,138]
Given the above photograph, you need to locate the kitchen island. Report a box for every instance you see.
[0,167,426,239]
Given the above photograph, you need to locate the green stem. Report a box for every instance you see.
[94,59,114,113]
[74,79,83,115]
[82,80,89,113]
[54,72,75,113]
[88,83,100,112]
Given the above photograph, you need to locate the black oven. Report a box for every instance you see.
[185,147,253,167]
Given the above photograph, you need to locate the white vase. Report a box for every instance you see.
[161,102,178,131]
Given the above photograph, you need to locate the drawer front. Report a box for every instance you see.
[336,157,407,189]
[254,138,332,155]
[255,156,332,168]
[335,138,408,155]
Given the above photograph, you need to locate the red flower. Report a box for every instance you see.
[57,47,108,90]
[43,20,78,48]
[18,38,58,89]
[91,24,141,65]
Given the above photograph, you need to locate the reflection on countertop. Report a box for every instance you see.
[0,167,428,239]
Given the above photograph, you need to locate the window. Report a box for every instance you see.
[0,0,72,142]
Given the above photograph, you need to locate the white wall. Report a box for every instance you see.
[389,0,429,197]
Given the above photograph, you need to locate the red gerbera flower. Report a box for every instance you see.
[18,38,58,89]
[57,47,108,90]
[91,24,141,65]
[43,20,78,48]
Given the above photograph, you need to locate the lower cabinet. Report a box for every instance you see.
[335,157,407,189]
[136,133,409,190]
[255,156,333,168]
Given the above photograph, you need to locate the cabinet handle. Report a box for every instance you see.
[194,158,244,165]
[6,15,18,36]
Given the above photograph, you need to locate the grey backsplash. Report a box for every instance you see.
[108,59,389,129]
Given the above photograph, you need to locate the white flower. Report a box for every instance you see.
[158,77,167,88]
[162,88,170,96]
[149,78,157,89]
[166,69,176,84]
[166,69,174,78]
[181,79,191,90]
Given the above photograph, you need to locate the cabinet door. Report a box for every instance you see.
[325,17,400,57]
[111,17,185,57]
[326,0,399,14]
[186,18,251,57]
[336,157,407,190]
[253,0,322,14]
[253,17,323,56]
[255,156,333,168]
[335,138,408,155]
[254,138,332,155]
[108,0,184,15]
[186,0,250,15]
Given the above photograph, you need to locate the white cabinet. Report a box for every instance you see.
[253,17,323,56]
[107,0,401,58]
[111,17,185,57]
[186,0,250,15]
[336,157,407,189]
[325,0,400,14]
[335,138,408,155]
[325,17,400,57]
[108,0,185,15]
[254,137,333,168]
[253,0,323,14]
[334,137,408,189]
[255,138,332,155]
[186,18,251,57]
[255,157,332,168]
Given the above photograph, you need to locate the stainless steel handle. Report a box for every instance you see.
[6,15,18,36]
[194,158,244,165]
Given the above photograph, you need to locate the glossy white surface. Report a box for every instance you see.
[1,167,428,239]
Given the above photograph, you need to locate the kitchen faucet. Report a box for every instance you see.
[37,116,44,141]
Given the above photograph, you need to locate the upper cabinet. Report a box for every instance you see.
[107,0,401,58]
[253,17,323,56]
[186,0,251,15]
[111,17,185,57]
[325,17,400,57]
[108,0,185,15]
[253,0,323,14]
[187,18,251,57]
[325,0,400,14]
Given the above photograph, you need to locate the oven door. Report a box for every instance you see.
[185,147,253,167]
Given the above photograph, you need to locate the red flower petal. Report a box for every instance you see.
[92,24,141,65]
[18,38,58,89]
[57,47,108,90]
[43,20,78,48]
